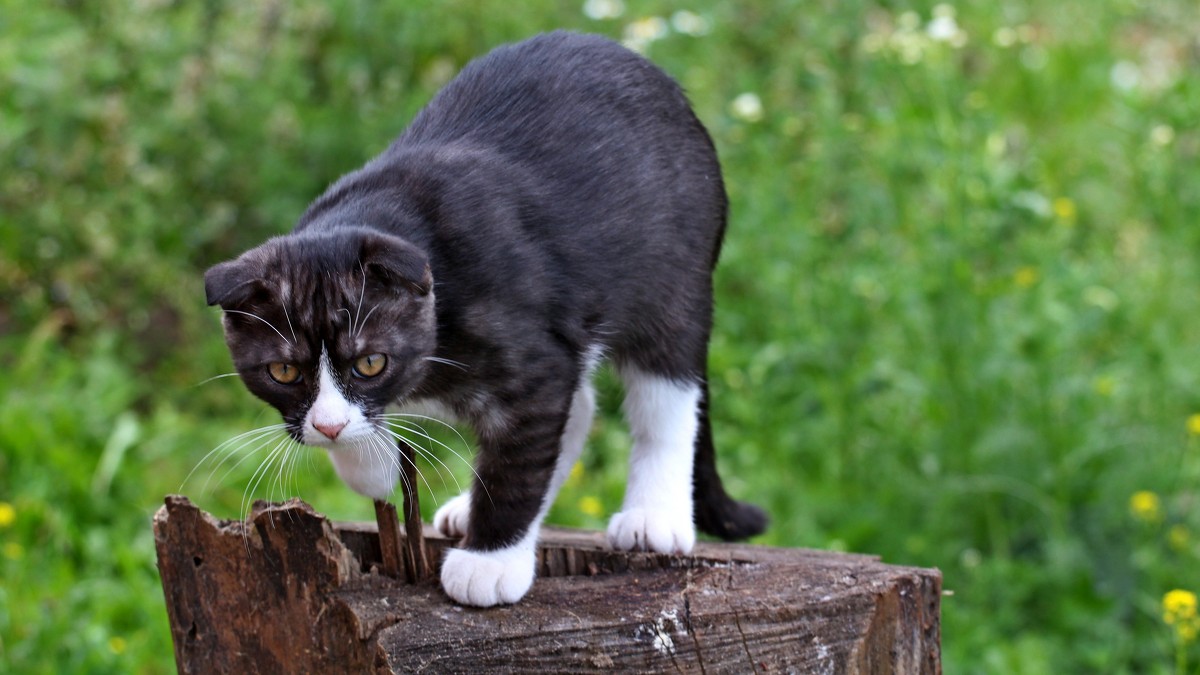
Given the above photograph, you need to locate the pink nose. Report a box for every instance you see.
[313,421,347,440]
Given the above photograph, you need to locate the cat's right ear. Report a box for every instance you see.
[359,233,433,297]
[204,259,265,309]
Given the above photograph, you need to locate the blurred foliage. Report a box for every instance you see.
[2,0,1200,672]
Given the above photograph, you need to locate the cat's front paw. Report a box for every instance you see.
[607,507,696,555]
[433,492,471,538]
[440,543,536,607]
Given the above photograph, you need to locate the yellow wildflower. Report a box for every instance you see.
[578,496,604,518]
[1014,266,1039,289]
[1052,197,1077,224]
[108,636,128,654]
[1129,490,1162,523]
[0,502,14,528]
[1166,590,1198,622]
[1164,590,1200,644]
[1187,414,1200,436]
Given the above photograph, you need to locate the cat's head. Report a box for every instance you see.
[205,227,435,497]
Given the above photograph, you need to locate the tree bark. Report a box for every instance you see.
[154,495,941,674]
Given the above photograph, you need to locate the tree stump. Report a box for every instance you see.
[153,495,942,673]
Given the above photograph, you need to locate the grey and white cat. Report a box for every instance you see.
[204,31,767,607]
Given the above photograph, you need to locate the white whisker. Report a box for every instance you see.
[286,440,306,500]
[364,434,407,497]
[377,417,491,506]
[374,435,405,496]
[242,435,291,521]
[423,356,470,371]
[379,433,438,506]
[273,439,297,503]
[222,309,293,345]
[182,424,288,492]
[208,430,290,494]
[183,425,280,485]
[356,304,381,340]
[379,426,460,495]
[354,262,368,337]
[401,430,456,495]
[192,372,242,387]
[281,303,298,344]
[378,412,470,449]
[337,307,354,335]
[285,440,304,500]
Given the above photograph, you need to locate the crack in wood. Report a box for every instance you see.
[733,608,758,673]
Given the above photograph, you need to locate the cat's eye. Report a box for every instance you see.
[353,353,387,378]
[267,362,302,385]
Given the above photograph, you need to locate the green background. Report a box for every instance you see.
[2,0,1199,671]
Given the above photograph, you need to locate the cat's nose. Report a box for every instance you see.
[313,421,347,440]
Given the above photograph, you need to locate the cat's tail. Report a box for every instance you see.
[692,381,769,540]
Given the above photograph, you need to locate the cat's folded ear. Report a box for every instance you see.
[359,232,433,296]
[204,258,267,309]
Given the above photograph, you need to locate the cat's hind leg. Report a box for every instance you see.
[607,366,699,555]
[432,491,471,537]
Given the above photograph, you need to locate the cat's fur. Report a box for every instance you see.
[205,31,767,607]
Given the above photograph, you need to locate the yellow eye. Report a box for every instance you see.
[353,353,387,378]
[267,362,301,384]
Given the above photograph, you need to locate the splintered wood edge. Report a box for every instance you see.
[336,516,882,561]
[335,517,899,585]
[152,495,886,575]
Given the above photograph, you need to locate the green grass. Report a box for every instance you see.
[3,0,1200,671]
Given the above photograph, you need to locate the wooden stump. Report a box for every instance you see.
[153,495,942,673]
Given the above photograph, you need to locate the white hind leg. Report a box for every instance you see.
[607,367,698,554]
[543,379,596,509]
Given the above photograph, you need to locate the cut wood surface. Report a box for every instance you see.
[154,495,942,674]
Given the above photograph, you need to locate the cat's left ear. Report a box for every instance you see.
[204,258,265,308]
[359,233,433,296]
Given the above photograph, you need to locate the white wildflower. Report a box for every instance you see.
[622,16,668,52]
[1150,124,1175,146]
[729,92,764,123]
[583,0,624,21]
[1110,61,1141,92]
[992,26,1017,48]
[927,15,958,42]
[927,5,966,47]
[670,10,709,36]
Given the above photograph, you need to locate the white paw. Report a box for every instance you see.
[607,507,695,555]
[433,492,471,537]
[440,543,536,607]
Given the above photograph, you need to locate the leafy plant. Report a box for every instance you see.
[2,1,1198,671]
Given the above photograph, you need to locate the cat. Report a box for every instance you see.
[204,31,767,607]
